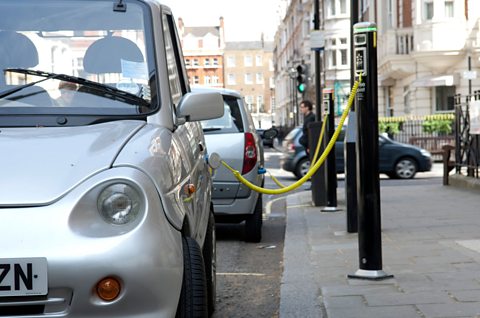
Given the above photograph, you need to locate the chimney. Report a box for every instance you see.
[219,16,225,49]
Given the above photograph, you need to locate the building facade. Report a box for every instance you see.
[273,0,480,126]
[177,17,225,88]
[224,41,275,128]
[376,0,480,116]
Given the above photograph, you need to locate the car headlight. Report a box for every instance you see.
[420,149,431,157]
[97,183,141,225]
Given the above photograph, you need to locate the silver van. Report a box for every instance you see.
[197,88,276,242]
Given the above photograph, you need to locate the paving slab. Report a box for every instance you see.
[280,183,480,318]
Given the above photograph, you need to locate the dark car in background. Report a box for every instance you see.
[256,128,277,148]
[280,127,433,179]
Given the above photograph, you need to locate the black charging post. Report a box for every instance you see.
[348,22,393,281]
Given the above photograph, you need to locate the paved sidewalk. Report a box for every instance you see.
[280,183,480,318]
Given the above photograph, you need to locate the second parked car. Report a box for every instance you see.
[281,127,433,179]
[196,88,276,242]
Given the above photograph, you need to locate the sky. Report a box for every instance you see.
[160,0,283,42]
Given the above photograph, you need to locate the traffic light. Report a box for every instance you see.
[296,64,307,93]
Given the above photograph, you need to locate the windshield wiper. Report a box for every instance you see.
[2,68,150,107]
[202,128,222,132]
[0,71,61,99]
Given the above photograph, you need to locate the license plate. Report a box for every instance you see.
[0,258,47,297]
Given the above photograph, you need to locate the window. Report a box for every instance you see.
[256,55,262,66]
[227,56,235,67]
[163,14,184,105]
[192,76,199,85]
[435,86,455,112]
[211,75,219,85]
[425,1,434,20]
[193,58,199,67]
[213,58,219,66]
[245,73,253,84]
[445,0,454,18]
[204,76,211,85]
[256,95,264,112]
[256,73,264,84]
[326,37,348,69]
[244,55,253,67]
[245,95,253,111]
[328,0,347,16]
[201,96,245,134]
[204,58,210,66]
[227,73,236,85]
[185,59,191,67]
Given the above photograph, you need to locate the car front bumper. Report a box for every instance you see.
[0,177,183,317]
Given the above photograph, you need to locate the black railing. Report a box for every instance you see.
[454,92,480,179]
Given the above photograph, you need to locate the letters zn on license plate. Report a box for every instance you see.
[0,258,48,297]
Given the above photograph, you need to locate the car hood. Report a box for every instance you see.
[0,121,145,206]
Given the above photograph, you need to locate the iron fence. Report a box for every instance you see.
[454,92,480,179]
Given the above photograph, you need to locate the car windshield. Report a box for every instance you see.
[0,0,156,126]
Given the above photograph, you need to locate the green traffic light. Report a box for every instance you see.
[297,83,306,93]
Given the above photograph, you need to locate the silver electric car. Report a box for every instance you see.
[0,1,223,317]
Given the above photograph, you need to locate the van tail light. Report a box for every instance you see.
[242,132,257,175]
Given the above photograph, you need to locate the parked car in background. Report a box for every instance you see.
[197,88,276,242]
[281,127,433,179]
[256,128,277,148]
[0,2,223,317]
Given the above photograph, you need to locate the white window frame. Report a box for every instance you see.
[227,56,235,67]
[244,55,253,67]
[255,72,264,84]
[255,55,262,66]
[227,73,236,85]
[444,0,454,18]
[424,0,434,20]
[244,73,253,84]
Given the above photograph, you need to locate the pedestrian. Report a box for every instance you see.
[299,100,316,155]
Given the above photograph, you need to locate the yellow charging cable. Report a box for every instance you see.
[267,113,328,188]
[221,75,362,195]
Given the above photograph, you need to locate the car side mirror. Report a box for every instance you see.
[177,92,224,123]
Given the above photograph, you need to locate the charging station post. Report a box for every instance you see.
[348,22,393,280]
[321,88,339,212]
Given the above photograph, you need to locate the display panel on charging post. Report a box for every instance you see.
[348,22,393,281]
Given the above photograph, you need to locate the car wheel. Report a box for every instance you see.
[176,237,208,318]
[393,157,417,179]
[294,157,310,179]
[202,210,216,316]
[245,195,263,243]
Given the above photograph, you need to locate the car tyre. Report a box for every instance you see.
[202,210,216,316]
[393,157,417,179]
[245,195,263,243]
[176,237,208,318]
[294,157,310,179]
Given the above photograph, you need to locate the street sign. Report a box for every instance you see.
[310,30,325,51]
[463,71,477,80]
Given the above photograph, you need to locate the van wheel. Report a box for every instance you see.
[176,237,208,318]
[202,210,216,316]
[245,195,263,243]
